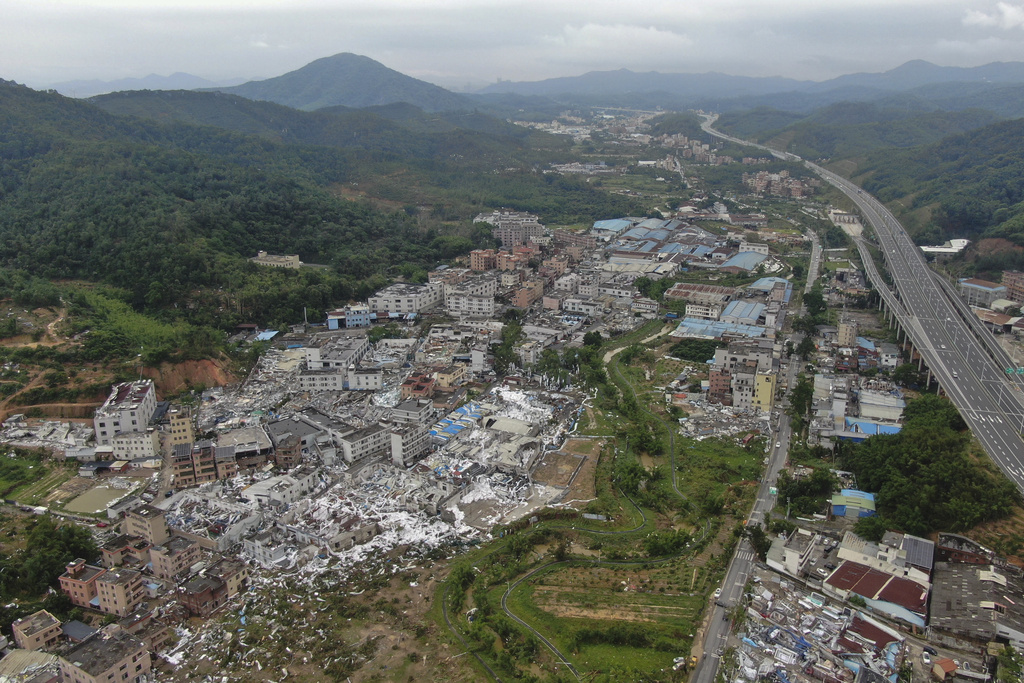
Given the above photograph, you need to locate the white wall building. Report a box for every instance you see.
[94,380,157,446]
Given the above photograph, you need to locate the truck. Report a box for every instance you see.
[665,312,679,320]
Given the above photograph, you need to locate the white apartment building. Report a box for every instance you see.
[305,336,370,370]
[340,424,391,463]
[391,425,431,467]
[686,303,722,320]
[93,380,157,446]
[110,430,159,459]
[563,298,603,316]
[447,293,496,318]
[367,283,443,314]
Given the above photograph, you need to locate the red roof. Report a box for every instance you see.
[826,561,928,615]
[847,616,897,650]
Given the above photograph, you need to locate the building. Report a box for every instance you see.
[57,629,151,683]
[664,283,737,306]
[124,505,170,546]
[100,534,152,569]
[110,430,158,460]
[206,558,250,599]
[367,283,443,314]
[831,489,876,519]
[12,609,62,651]
[150,536,202,580]
[305,336,370,370]
[685,303,722,320]
[1003,270,1024,304]
[446,292,496,318]
[823,561,929,627]
[469,249,497,271]
[436,364,467,388]
[95,567,146,617]
[512,279,546,309]
[339,424,391,464]
[959,278,1007,308]
[179,576,228,617]
[93,380,157,447]
[753,372,776,413]
[837,320,858,348]
[166,404,194,449]
[249,250,300,269]
[392,398,435,424]
[930,562,1024,648]
[391,424,430,467]
[326,304,372,330]
[59,559,106,610]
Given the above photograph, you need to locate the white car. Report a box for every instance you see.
[922,653,932,666]
[775,442,782,449]
[713,587,721,599]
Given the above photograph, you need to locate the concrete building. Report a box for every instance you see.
[470,249,497,271]
[1003,270,1024,304]
[512,280,545,309]
[837,320,858,348]
[150,536,202,580]
[110,430,159,460]
[124,505,170,546]
[959,278,1007,308]
[59,559,106,610]
[685,303,722,320]
[93,380,157,447]
[95,567,146,617]
[930,562,1024,648]
[391,424,431,467]
[12,609,62,651]
[166,404,194,451]
[753,372,776,413]
[57,629,151,683]
[367,283,443,314]
[179,575,228,617]
[305,336,370,370]
[339,424,391,464]
[392,398,435,424]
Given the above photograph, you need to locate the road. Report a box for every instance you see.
[701,115,1024,492]
[691,357,800,683]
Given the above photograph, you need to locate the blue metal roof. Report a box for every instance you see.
[721,251,768,271]
[592,218,634,234]
[255,330,279,341]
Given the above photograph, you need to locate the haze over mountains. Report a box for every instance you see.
[42,53,1024,119]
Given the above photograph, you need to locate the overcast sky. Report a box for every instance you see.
[8,0,1024,90]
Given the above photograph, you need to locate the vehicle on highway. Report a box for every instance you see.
[713,587,721,599]
[953,372,958,378]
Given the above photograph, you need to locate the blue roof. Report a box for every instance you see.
[645,229,671,241]
[658,243,685,254]
[622,227,650,240]
[844,418,901,436]
[673,318,766,340]
[255,330,278,341]
[856,337,876,351]
[637,218,667,230]
[721,251,768,271]
[689,245,713,256]
[748,276,790,291]
[840,488,875,501]
[721,300,765,323]
[592,218,633,234]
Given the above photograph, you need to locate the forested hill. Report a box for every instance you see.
[0,80,642,319]
[89,89,565,166]
[715,102,1000,159]
[209,52,472,112]
[851,118,1024,248]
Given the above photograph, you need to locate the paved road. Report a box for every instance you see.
[701,115,1024,492]
[692,357,800,683]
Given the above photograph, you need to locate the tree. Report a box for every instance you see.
[804,288,827,317]
[745,524,772,561]
[796,336,816,360]
[583,331,603,347]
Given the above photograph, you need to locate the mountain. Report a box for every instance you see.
[803,60,1024,93]
[478,68,809,100]
[48,72,246,98]
[88,89,564,166]
[210,53,472,112]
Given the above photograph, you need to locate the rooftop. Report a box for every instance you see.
[12,609,59,636]
[64,630,146,676]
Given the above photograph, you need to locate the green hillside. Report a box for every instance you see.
[715,102,999,159]
[209,52,472,112]
[852,118,1024,248]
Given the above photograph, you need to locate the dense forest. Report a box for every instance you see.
[838,394,1020,536]
[0,80,643,345]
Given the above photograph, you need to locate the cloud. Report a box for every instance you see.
[964,2,1024,29]
[543,23,691,51]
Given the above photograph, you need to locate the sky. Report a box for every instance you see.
[7,0,1024,91]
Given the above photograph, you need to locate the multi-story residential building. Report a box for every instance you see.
[542,256,570,277]
[96,567,146,617]
[167,404,194,449]
[446,293,496,318]
[469,249,497,271]
[297,368,346,392]
[496,251,528,271]
[339,424,391,464]
[171,443,196,488]
[59,559,106,609]
[326,304,372,330]
[631,298,659,315]
[392,398,435,424]
[400,372,435,399]
[215,446,239,479]
[1003,270,1024,303]
[837,320,858,348]
[391,424,431,467]
[249,250,300,269]
[512,279,545,309]
[179,576,229,618]
[708,368,732,406]
[552,229,598,250]
[305,336,370,370]
[349,368,383,391]
[542,295,563,311]
[500,270,525,288]
[124,505,170,546]
[270,434,303,469]
[12,610,62,651]
[959,278,1007,308]
[110,430,159,460]
[150,536,202,580]
[554,273,580,294]
[189,441,218,484]
[685,303,722,320]
[206,558,249,599]
[93,380,157,447]
[436,364,467,388]
[367,283,443,314]
[753,371,777,413]
[562,298,602,316]
[731,365,758,410]
[100,534,152,569]
[57,629,151,683]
